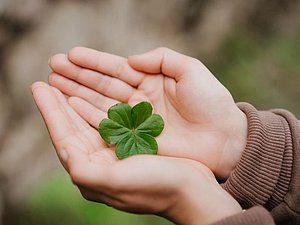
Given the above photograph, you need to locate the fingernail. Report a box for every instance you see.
[48,57,51,65]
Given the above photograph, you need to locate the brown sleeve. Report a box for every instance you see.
[212,103,300,225]
[211,206,275,225]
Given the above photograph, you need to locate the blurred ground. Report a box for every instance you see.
[0,0,299,224]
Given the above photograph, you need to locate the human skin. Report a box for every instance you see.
[48,47,248,180]
[31,82,242,225]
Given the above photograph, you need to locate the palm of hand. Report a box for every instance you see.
[126,70,237,173]
[31,81,221,216]
[48,47,245,178]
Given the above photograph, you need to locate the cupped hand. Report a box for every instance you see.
[31,82,242,225]
[48,47,248,180]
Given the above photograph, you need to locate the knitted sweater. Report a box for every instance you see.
[212,103,300,225]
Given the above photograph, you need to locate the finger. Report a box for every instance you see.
[31,82,90,167]
[128,47,203,82]
[49,54,135,102]
[67,47,145,87]
[49,73,119,112]
[32,82,77,145]
[32,82,99,151]
[68,96,106,129]
[50,86,86,131]
[51,86,106,150]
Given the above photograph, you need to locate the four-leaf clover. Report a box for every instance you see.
[99,102,164,159]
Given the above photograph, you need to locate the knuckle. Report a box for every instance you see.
[75,67,85,81]
[115,61,127,79]
[96,75,112,96]
[93,93,105,107]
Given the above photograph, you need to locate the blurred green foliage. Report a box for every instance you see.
[9,11,300,225]
[211,27,300,117]
[14,26,300,224]
[12,26,300,224]
[16,170,174,225]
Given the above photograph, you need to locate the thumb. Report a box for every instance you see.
[128,47,201,81]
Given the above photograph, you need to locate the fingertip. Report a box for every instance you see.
[48,53,68,70]
[48,72,61,86]
[127,54,143,71]
[130,47,203,81]
[128,47,179,74]
[67,46,90,62]
[67,95,78,106]
[67,46,81,58]
[31,81,48,93]
[31,82,53,111]
[128,48,163,74]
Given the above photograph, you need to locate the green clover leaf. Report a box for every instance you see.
[98,101,164,159]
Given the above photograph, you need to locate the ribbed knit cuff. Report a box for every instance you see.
[223,103,293,209]
[210,206,275,225]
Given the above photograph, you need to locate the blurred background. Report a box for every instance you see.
[0,0,300,224]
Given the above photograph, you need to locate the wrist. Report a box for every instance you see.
[165,168,242,225]
[215,106,248,180]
